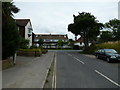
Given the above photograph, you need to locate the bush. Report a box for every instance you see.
[19,38,29,49]
[30,45,38,49]
[41,49,48,54]
[82,45,97,54]
[73,45,80,50]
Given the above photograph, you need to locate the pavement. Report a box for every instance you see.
[2,51,54,88]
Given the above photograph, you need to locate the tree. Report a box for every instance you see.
[99,31,113,43]
[68,12,103,49]
[38,38,43,47]
[2,2,20,60]
[58,40,64,48]
[68,39,74,48]
[68,24,78,40]
[105,18,120,41]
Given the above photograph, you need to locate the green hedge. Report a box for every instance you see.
[19,49,41,52]
[17,49,42,57]
[96,42,120,53]
[82,41,120,54]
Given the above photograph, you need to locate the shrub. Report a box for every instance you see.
[19,38,29,49]
[41,49,48,54]
[30,45,38,49]
[73,45,80,50]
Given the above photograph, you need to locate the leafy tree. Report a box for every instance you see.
[38,38,43,47]
[99,31,113,43]
[68,12,103,49]
[68,24,78,40]
[105,18,120,41]
[58,40,64,48]
[68,39,74,48]
[2,2,20,60]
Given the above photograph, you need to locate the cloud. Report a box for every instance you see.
[13,0,119,3]
[14,1,118,39]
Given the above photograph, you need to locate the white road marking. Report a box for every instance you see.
[52,53,56,89]
[74,57,85,64]
[67,54,72,57]
[95,70,120,87]
[54,53,57,89]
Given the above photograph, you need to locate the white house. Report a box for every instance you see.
[74,37,91,47]
[15,19,33,47]
[33,34,69,48]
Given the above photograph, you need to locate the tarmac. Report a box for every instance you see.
[2,51,54,88]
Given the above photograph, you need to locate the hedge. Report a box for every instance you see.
[82,41,120,54]
[17,49,42,57]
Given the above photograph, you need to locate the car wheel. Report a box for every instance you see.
[107,58,110,63]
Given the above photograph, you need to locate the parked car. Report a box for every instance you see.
[94,49,120,62]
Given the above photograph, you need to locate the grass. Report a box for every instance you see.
[2,59,14,70]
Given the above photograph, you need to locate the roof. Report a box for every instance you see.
[15,19,31,26]
[75,37,84,42]
[35,34,68,40]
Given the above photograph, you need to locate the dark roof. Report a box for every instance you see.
[75,37,84,42]
[15,19,30,26]
[35,34,68,40]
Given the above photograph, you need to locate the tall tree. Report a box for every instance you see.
[2,2,20,60]
[99,31,113,43]
[68,12,103,49]
[68,24,78,40]
[105,18,120,41]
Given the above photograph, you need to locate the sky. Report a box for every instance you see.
[13,0,119,40]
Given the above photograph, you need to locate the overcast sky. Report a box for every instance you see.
[13,0,119,39]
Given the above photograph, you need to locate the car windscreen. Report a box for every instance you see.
[105,49,117,54]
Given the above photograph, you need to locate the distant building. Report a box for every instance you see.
[15,19,33,47]
[118,1,120,19]
[74,37,91,47]
[33,34,69,48]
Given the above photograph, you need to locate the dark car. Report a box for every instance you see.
[94,49,120,62]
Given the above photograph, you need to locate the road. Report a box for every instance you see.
[55,50,120,88]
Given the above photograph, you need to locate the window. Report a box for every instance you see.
[35,39,39,42]
[28,27,32,34]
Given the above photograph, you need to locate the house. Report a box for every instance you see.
[15,19,33,47]
[74,37,91,47]
[33,34,69,48]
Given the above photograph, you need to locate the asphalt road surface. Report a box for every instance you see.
[55,50,120,88]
